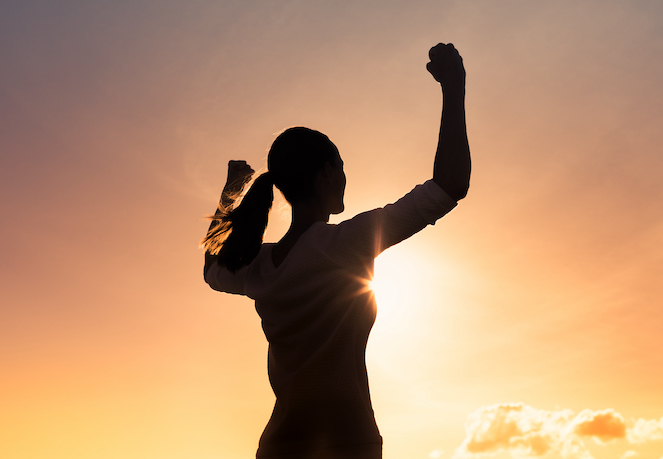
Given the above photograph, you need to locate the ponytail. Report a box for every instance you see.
[201,172,274,272]
[202,127,338,272]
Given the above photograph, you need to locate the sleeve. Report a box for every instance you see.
[204,258,248,295]
[325,180,457,263]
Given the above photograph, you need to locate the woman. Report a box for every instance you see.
[202,43,470,459]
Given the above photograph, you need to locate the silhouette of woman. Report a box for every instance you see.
[202,43,470,459]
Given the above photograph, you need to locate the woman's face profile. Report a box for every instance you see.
[329,153,346,214]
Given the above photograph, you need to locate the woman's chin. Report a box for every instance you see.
[331,204,345,215]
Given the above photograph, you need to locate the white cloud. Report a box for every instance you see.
[453,402,576,458]
[429,449,444,458]
[453,403,663,459]
[627,417,663,444]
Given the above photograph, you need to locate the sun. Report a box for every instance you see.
[367,244,459,362]
[369,256,409,309]
[369,247,427,328]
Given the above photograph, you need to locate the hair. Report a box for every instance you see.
[201,127,339,272]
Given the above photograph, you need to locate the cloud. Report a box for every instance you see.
[627,417,663,444]
[453,402,575,458]
[453,403,663,459]
[572,409,626,443]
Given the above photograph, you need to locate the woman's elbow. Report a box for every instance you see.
[443,180,470,201]
[203,253,218,287]
[455,182,470,201]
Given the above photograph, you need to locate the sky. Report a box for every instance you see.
[1,0,662,458]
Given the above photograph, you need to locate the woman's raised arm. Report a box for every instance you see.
[427,43,471,201]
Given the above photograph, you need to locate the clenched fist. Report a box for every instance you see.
[426,43,466,92]
[225,160,255,192]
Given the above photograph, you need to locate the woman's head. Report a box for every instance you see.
[268,127,343,208]
[202,126,344,272]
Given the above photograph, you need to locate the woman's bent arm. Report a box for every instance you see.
[203,160,254,278]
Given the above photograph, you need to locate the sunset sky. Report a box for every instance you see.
[1,1,662,458]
